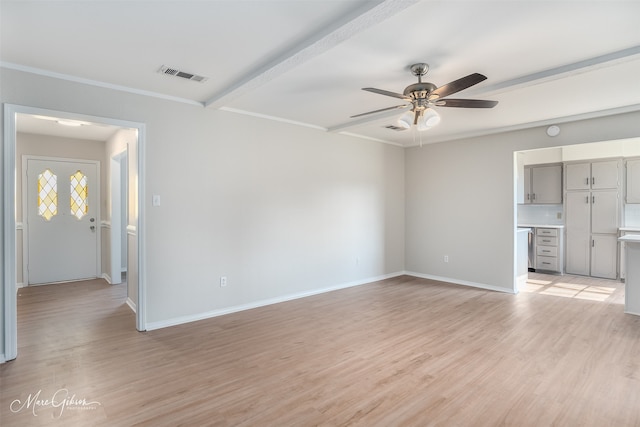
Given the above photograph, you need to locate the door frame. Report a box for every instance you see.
[22,156,101,285]
[110,150,127,285]
[3,104,148,362]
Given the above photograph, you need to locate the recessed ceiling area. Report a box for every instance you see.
[2,0,640,146]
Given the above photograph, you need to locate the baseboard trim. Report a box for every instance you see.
[404,271,516,294]
[146,271,404,331]
[16,282,25,289]
[0,353,5,364]
[102,273,113,284]
[126,297,137,313]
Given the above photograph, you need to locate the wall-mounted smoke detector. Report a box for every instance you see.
[158,65,209,83]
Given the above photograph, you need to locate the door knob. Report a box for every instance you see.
[90,225,95,231]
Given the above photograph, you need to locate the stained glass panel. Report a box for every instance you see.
[38,169,58,221]
[70,170,88,220]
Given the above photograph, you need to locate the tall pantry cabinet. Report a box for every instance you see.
[565,159,621,279]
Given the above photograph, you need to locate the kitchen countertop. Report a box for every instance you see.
[518,224,565,229]
[620,227,640,232]
[619,235,640,242]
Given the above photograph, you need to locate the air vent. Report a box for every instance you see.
[158,65,209,83]
[384,125,407,131]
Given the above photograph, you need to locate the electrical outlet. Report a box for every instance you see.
[220,276,227,287]
[444,255,449,263]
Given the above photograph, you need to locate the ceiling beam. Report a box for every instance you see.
[465,45,640,97]
[203,0,420,109]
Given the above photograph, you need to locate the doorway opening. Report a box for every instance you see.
[512,137,640,295]
[3,104,147,362]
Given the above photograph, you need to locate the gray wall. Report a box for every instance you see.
[2,66,639,359]
[1,68,406,357]
[405,111,640,291]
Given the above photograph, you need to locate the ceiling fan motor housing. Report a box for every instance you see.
[404,82,436,111]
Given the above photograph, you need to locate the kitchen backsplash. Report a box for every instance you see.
[625,204,640,227]
[518,204,564,225]
[518,204,640,227]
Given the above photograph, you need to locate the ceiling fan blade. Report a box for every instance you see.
[435,98,498,108]
[362,87,410,100]
[350,104,409,118]
[429,73,487,100]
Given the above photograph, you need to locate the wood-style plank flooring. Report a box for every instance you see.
[1,274,639,426]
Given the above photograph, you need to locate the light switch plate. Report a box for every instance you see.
[152,195,161,207]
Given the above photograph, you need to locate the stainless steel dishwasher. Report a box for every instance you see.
[528,228,535,271]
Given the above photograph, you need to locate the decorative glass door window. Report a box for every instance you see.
[70,170,88,219]
[37,168,58,221]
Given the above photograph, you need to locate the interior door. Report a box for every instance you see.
[27,158,99,284]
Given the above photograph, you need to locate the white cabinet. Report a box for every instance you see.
[591,235,618,279]
[523,164,562,204]
[534,228,563,273]
[566,160,619,191]
[591,191,619,234]
[565,190,619,279]
[592,161,620,189]
[565,192,591,276]
[564,160,621,279]
[626,159,640,203]
[566,163,591,190]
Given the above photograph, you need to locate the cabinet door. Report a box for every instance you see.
[565,163,590,190]
[565,191,591,233]
[565,192,591,276]
[591,160,619,190]
[565,230,590,276]
[627,159,640,203]
[523,166,532,204]
[591,190,619,234]
[532,165,562,204]
[591,234,618,279]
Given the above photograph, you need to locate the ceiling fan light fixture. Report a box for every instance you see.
[423,108,441,127]
[397,111,413,129]
[415,108,440,131]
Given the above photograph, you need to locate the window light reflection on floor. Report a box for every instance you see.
[522,278,616,302]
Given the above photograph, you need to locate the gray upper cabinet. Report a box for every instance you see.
[592,161,619,189]
[524,164,562,204]
[565,163,591,190]
[626,159,640,203]
[566,160,619,191]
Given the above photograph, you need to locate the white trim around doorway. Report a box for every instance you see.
[2,104,148,363]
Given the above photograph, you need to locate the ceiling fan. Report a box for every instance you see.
[351,63,498,130]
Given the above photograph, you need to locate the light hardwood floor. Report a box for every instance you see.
[1,274,639,426]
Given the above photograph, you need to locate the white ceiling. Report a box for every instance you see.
[2,0,640,146]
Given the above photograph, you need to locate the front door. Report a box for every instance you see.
[26,158,99,284]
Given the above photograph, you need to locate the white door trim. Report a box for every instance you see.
[3,104,148,363]
[22,155,101,285]
[110,150,127,285]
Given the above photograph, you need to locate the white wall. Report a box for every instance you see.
[405,111,640,292]
[1,68,405,347]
